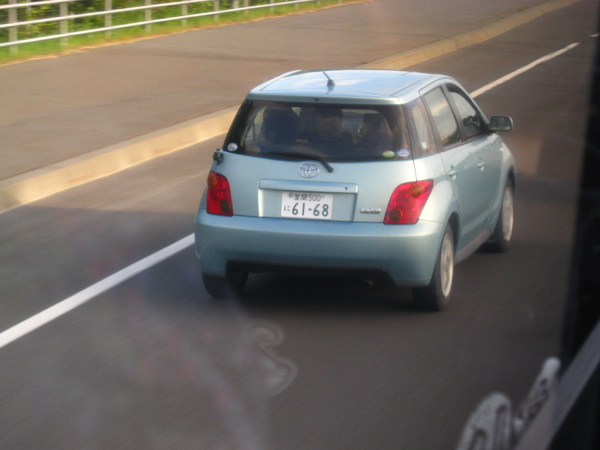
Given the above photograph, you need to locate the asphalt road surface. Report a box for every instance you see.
[1,0,598,448]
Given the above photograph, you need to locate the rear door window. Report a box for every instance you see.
[406,98,437,157]
[423,87,462,148]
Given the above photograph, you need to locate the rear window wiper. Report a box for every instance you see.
[267,151,334,173]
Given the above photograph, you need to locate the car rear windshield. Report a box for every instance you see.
[224,100,412,162]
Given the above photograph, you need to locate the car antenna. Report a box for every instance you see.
[323,71,335,89]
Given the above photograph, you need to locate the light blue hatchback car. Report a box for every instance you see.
[195,69,516,310]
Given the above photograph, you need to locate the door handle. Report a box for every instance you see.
[447,168,458,179]
[477,161,485,170]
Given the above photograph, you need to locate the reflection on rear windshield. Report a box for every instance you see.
[237,102,409,161]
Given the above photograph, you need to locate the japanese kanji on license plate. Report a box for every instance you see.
[281,191,333,220]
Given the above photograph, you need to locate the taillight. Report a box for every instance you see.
[384,180,434,224]
[206,171,233,216]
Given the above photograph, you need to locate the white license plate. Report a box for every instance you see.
[281,191,332,220]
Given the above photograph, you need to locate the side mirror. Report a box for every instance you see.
[489,116,514,132]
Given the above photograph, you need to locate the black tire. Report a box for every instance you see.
[486,179,514,253]
[413,224,455,311]
[202,270,248,298]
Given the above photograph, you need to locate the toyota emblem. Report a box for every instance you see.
[298,163,319,178]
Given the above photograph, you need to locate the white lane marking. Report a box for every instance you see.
[0,234,194,349]
[470,42,580,98]
[470,41,581,177]
[0,42,585,350]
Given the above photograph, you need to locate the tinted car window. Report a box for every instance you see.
[448,87,486,139]
[229,101,411,161]
[407,98,437,157]
[423,87,461,148]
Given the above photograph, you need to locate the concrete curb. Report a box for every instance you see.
[0,107,238,213]
[0,0,580,214]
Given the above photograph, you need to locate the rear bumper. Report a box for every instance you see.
[194,211,444,287]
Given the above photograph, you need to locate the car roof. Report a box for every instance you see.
[246,69,450,105]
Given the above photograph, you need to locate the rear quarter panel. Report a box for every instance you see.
[413,153,460,237]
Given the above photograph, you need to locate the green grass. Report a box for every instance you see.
[0,0,357,65]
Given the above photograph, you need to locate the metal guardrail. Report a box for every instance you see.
[0,0,333,53]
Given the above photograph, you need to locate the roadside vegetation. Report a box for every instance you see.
[0,0,356,65]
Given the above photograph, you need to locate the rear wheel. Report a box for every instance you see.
[202,270,248,298]
[486,180,514,252]
[413,224,454,311]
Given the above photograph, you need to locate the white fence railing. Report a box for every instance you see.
[0,0,334,53]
